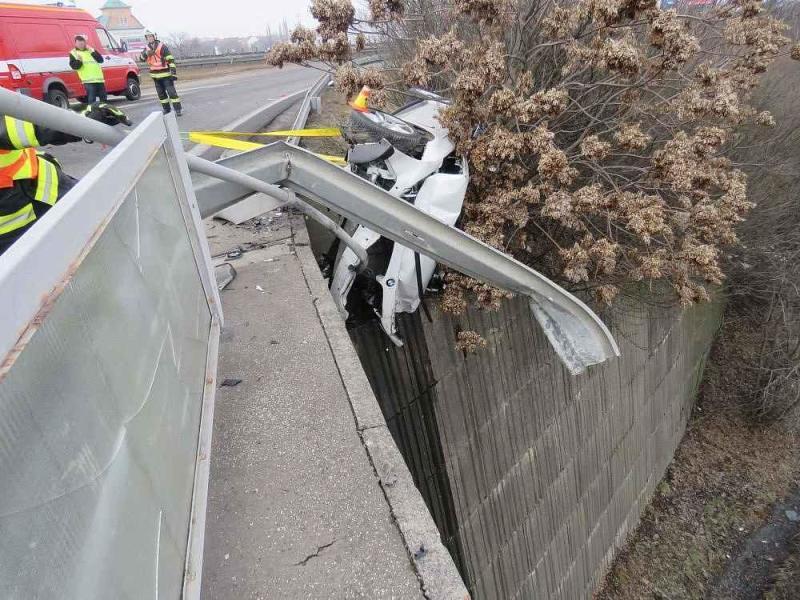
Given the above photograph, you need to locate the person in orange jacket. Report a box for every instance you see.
[0,103,131,255]
[139,31,183,116]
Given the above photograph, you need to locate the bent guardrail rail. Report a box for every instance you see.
[0,113,220,599]
[192,142,620,373]
[0,86,619,373]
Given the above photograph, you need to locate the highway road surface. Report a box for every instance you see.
[48,64,320,177]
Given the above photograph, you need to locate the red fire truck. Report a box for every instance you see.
[0,2,141,107]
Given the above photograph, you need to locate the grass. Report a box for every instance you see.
[299,86,351,159]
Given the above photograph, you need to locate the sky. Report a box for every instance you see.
[73,0,314,39]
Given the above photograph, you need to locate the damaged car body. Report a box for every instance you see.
[328,88,468,346]
[191,129,620,374]
[0,85,620,375]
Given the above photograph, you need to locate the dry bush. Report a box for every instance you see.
[702,2,800,429]
[268,0,797,316]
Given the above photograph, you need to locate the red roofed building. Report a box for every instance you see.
[97,0,147,58]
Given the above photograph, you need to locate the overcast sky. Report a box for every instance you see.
[74,0,314,39]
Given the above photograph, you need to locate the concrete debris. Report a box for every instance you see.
[214,263,237,291]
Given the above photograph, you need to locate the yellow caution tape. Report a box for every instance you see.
[189,127,342,138]
[189,132,263,151]
[189,132,347,166]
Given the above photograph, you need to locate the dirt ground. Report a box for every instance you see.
[597,348,800,600]
[299,86,350,159]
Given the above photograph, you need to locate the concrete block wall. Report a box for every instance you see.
[350,295,721,599]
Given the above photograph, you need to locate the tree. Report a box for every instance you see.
[165,31,202,58]
[268,0,798,312]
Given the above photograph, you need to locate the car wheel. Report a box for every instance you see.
[349,109,429,155]
[45,88,69,109]
[125,77,141,101]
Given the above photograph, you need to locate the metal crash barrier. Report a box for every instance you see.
[0,85,619,374]
[0,78,624,598]
[0,113,220,599]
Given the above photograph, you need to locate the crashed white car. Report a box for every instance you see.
[328,88,468,345]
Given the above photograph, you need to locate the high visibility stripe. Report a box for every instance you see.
[0,149,23,167]
[172,97,181,102]
[4,116,39,149]
[151,71,174,79]
[0,203,36,235]
[0,148,38,187]
[34,157,58,205]
[159,98,170,104]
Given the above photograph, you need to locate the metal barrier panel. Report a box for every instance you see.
[0,113,221,599]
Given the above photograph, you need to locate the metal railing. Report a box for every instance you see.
[138,49,385,72]
[287,72,331,146]
[0,112,221,600]
[139,52,268,72]
[0,79,623,595]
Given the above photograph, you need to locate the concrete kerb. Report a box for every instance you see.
[291,218,470,600]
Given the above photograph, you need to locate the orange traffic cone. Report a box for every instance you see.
[349,86,371,112]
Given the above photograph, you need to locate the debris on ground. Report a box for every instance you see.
[214,263,237,290]
[709,489,800,599]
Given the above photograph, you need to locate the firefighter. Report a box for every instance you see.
[140,32,183,116]
[0,103,131,256]
[68,35,107,105]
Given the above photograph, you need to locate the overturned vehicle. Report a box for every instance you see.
[327,88,468,346]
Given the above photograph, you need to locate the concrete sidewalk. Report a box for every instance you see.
[200,213,465,599]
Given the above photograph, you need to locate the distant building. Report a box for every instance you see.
[97,0,147,58]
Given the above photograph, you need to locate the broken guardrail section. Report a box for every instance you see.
[193,142,621,374]
[0,86,619,377]
[0,113,220,599]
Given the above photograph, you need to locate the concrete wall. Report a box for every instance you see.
[350,294,721,599]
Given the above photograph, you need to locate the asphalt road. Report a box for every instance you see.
[48,64,319,177]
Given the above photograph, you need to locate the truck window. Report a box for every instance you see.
[12,23,68,55]
[95,28,116,51]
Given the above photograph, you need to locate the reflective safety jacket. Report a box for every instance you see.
[69,48,105,84]
[0,116,70,245]
[140,42,176,79]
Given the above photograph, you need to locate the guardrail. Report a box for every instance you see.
[139,52,267,72]
[0,112,221,600]
[287,72,331,146]
[139,49,385,73]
